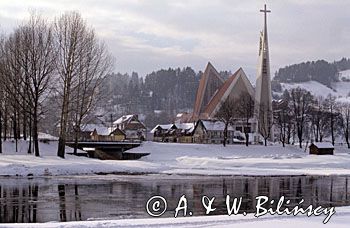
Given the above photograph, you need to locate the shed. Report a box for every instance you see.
[309,142,334,155]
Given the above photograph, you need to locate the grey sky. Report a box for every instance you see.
[0,0,349,80]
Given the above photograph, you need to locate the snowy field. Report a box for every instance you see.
[1,140,350,176]
[279,80,350,102]
[1,205,349,228]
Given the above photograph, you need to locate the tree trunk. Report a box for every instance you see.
[245,133,249,147]
[33,106,40,157]
[3,109,7,141]
[345,129,350,149]
[331,126,335,146]
[0,110,2,154]
[223,124,228,147]
[28,113,32,154]
[23,111,27,140]
[57,88,70,158]
[13,114,18,152]
[298,126,303,149]
[73,127,79,155]
[264,138,267,146]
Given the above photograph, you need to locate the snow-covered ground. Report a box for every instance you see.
[1,205,349,228]
[1,140,350,176]
[339,69,350,81]
[279,80,350,103]
[280,81,336,98]
[276,69,350,103]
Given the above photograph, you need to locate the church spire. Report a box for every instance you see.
[255,4,273,142]
[260,4,270,39]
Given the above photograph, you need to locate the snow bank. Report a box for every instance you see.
[1,140,350,177]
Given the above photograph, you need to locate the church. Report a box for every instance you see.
[177,4,274,143]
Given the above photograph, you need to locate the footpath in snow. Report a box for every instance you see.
[1,140,350,176]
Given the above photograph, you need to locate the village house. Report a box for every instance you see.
[151,124,177,142]
[151,123,195,143]
[193,120,247,144]
[309,142,334,155]
[80,123,126,141]
[113,114,147,140]
[151,119,255,145]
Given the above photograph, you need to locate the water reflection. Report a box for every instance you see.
[0,175,349,223]
[0,184,38,223]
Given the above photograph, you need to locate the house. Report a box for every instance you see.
[175,123,195,143]
[151,124,177,142]
[309,142,334,155]
[81,124,125,141]
[193,120,246,144]
[150,123,195,143]
[113,114,147,140]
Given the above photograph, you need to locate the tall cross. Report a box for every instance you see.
[260,4,271,27]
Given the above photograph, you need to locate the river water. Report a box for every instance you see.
[0,174,349,223]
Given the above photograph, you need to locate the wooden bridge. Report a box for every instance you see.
[65,141,149,160]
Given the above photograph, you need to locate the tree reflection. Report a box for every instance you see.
[58,184,66,222]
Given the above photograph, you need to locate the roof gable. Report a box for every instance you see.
[204,68,254,117]
[192,62,224,119]
[310,142,334,149]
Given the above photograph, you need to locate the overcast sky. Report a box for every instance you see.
[0,0,349,80]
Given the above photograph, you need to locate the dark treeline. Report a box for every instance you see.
[101,67,199,114]
[98,68,231,127]
[273,58,350,89]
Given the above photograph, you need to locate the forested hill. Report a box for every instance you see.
[97,67,234,127]
[273,58,350,87]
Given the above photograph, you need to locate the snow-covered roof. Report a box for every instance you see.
[175,123,195,133]
[38,132,58,140]
[150,123,195,134]
[311,142,334,149]
[114,115,134,125]
[81,124,111,136]
[150,124,175,133]
[201,120,235,131]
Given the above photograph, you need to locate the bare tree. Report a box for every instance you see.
[258,103,273,146]
[236,92,254,146]
[54,12,113,158]
[274,100,291,147]
[215,98,236,147]
[70,32,113,154]
[310,97,329,142]
[339,103,350,149]
[0,35,5,154]
[324,95,339,146]
[55,12,90,158]
[0,14,56,156]
[290,88,314,149]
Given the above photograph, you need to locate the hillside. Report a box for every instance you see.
[273,58,350,86]
[274,79,350,103]
[272,58,350,101]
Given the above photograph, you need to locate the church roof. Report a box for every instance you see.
[203,68,242,116]
[191,62,255,121]
[192,62,224,119]
[199,67,255,119]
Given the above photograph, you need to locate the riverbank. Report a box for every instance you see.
[1,140,350,176]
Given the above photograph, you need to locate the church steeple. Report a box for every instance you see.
[255,4,273,141]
